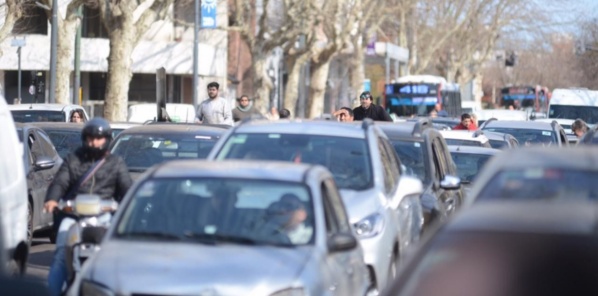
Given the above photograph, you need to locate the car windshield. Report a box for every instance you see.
[549,105,598,124]
[111,133,218,171]
[445,139,486,147]
[450,152,493,184]
[489,140,507,149]
[215,133,373,190]
[116,178,314,246]
[389,139,426,181]
[11,110,65,122]
[483,128,555,146]
[477,169,598,201]
[45,130,81,159]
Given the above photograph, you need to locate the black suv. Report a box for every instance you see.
[378,119,464,228]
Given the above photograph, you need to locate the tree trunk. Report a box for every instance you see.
[283,52,310,114]
[252,54,273,115]
[103,28,136,121]
[0,0,22,56]
[306,60,331,118]
[349,43,365,108]
[55,19,77,104]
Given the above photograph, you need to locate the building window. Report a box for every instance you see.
[82,7,108,38]
[12,5,48,35]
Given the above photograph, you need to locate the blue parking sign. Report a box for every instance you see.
[201,0,217,28]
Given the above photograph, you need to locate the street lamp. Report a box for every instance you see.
[36,0,58,103]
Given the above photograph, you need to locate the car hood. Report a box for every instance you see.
[340,188,383,223]
[86,240,313,295]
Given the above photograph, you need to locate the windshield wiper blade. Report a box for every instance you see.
[183,232,258,245]
[119,231,181,240]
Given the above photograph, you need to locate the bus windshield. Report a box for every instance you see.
[549,105,598,124]
[386,83,438,117]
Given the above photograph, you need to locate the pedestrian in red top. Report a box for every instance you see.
[453,113,477,131]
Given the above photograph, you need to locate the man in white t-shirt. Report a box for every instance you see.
[196,82,233,126]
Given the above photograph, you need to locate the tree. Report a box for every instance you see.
[93,0,174,121]
[0,0,24,55]
[230,0,317,114]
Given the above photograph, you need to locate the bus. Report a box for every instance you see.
[500,85,550,113]
[383,75,462,118]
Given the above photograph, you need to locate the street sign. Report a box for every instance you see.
[201,0,217,28]
[11,38,26,47]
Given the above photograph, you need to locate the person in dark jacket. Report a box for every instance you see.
[232,95,264,122]
[353,91,393,122]
[44,118,132,296]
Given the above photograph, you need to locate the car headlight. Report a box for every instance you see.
[80,280,114,296]
[270,288,305,296]
[353,213,384,238]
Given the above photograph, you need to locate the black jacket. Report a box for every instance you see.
[353,104,393,121]
[45,148,133,203]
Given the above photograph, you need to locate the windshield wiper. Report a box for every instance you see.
[183,232,258,245]
[118,231,181,241]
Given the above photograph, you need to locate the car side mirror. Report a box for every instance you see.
[34,156,55,171]
[391,176,424,209]
[328,232,358,253]
[440,175,461,190]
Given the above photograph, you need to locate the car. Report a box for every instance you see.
[110,123,228,179]
[15,123,63,243]
[27,122,83,159]
[208,119,425,293]
[378,119,464,228]
[68,160,370,296]
[447,146,500,195]
[465,146,598,204]
[109,122,141,138]
[534,118,575,134]
[384,201,598,296]
[480,119,568,147]
[8,104,89,123]
[0,99,29,275]
[474,109,528,125]
[479,130,519,149]
[127,103,196,123]
[439,130,491,148]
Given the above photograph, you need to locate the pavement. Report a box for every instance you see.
[25,232,54,283]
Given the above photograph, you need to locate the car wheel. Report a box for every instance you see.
[27,202,33,245]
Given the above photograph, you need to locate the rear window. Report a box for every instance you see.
[477,168,598,201]
[483,128,556,146]
[11,110,65,122]
[445,139,487,148]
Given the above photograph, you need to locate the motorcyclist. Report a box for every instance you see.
[43,118,132,296]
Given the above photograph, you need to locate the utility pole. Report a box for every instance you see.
[73,5,83,105]
[193,0,200,109]
[11,38,26,102]
[49,0,58,103]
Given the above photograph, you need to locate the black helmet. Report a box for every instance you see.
[81,118,112,158]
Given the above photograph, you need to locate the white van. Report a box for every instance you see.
[0,97,29,275]
[127,103,196,123]
[549,88,598,124]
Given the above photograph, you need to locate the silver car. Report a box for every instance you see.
[208,119,425,293]
[69,160,369,296]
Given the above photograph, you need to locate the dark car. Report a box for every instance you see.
[466,146,598,204]
[15,123,62,242]
[480,119,568,147]
[379,119,465,227]
[27,122,83,159]
[110,123,228,179]
[384,201,598,296]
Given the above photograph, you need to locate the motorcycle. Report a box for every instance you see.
[57,194,118,286]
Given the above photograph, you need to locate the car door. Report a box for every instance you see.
[321,178,363,295]
[431,137,458,214]
[26,130,51,231]
[33,129,60,225]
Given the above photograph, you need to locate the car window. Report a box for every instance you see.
[28,132,44,162]
[11,110,66,122]
[46,130,81,159]
[450,152,493,184]
[382,138,401,180]
[489,140,507,149]
[483,128,555,146]
[111,133,219,171]
[432,138,448,179]
[323,178,351,233]
[35,130,59,159]
[378,138,396,194]
[389,139,425,181]
[444,139,486,148]
[477,168,598,201]
[216,133,373,191]
[117,178,315,246]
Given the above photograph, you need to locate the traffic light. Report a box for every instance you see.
[505,50,517,67]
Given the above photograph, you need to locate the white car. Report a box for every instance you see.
[439,130,491,148]
[127,103,196,123]
[0,97,29,275]
[8,103,89,123]
[475,109,528,125]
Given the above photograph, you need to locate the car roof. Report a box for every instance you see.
[233,119,366,139]
[477,146,598,170]
[481,131,513,141]
[439,130,489,143]
[8,104,83,111]
[117,123,227,137]
[483,120,557,131]
[25,122,83,131]
[448,145,501,155]
[151,160,320,182]
[449,201,598,235]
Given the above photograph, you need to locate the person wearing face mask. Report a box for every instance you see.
[352,91,393,122]
[232,95,264,122]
